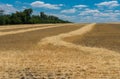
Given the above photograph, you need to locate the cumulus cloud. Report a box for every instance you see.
[79,8,120,17]
[59,7,120,22]
[0,3,17,14]
[78,8,120,23]
[79,9,100,15]
[61,8,76,14]
[50,13,78,22]
[95,1,119,8]
[31,1,63,9]
[52,14,75,19]
[79,14,120,23]
[73,5,88,8]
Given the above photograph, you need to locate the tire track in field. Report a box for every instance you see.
[0,24,73,36]
[0,24,53,30]
[0,24,54,32]
[39,23,120,56]
[39,23,96,46]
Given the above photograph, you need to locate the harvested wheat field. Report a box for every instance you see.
[0,23,120,79]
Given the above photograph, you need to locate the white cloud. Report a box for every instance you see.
[73,5,88,8]
[79,8,120,17]
[79,15,119,23]
[61,8,76,14]
[0,3,17,14]
[85,9,100,13]
[95,1,119,8]
[114,10,120,13]
[80,15,120,23]
[58,8,120,23]
[50,13,78,22]
[31,1,63,9]
[52,14,75,19]
[79,9,100,15]
[78,8,120,23]
[6,4,13,7]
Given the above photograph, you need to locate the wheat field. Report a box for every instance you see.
[0,23,120,79]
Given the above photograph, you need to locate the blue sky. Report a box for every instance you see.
[0,0,120,23]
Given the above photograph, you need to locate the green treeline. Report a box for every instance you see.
[0,8,71,25]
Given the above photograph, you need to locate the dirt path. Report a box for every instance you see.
[0,24,73,36]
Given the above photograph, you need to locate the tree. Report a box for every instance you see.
[29,15,41,24]
[10,13,22,24]
[40,12,47,19]
[0,8,71,25]
[23,8,33,23]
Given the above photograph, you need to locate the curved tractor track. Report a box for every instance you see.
[39,23,120,55]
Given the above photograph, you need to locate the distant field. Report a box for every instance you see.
[0,23,120,79]
[64,24,120,52]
